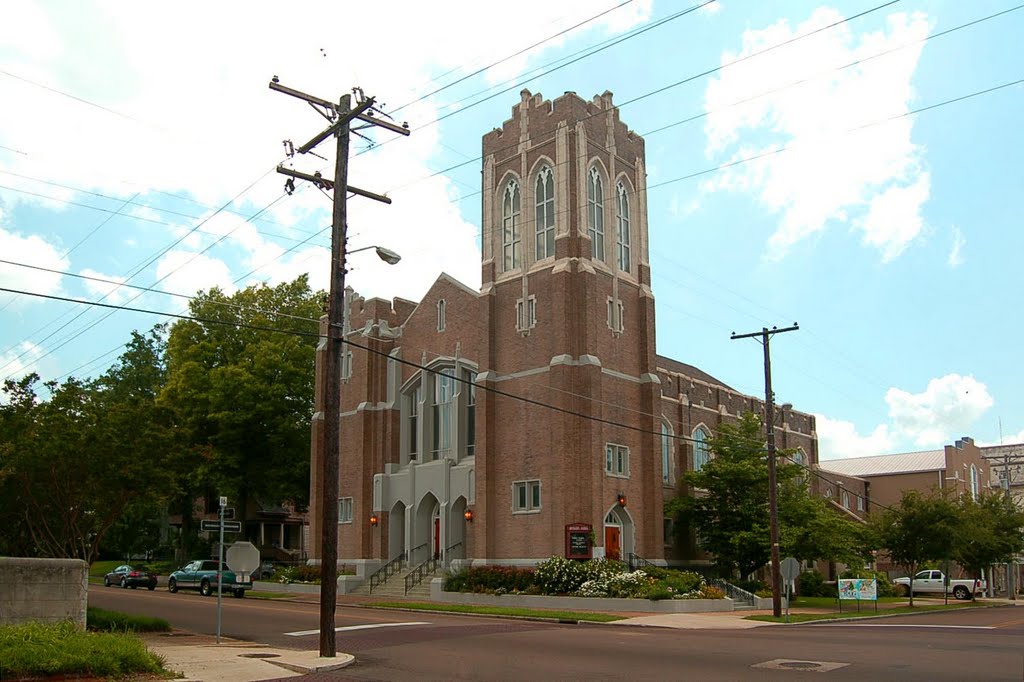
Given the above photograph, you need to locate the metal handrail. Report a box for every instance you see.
[628,552,655,572]
[444,541,462,558]
[404,556,438,594]
[368,551,406,594]
[711,578,756,606]
[409,542,429,565]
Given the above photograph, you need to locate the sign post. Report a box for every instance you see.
[780,557,801,623]
[565,523,593,560]
[216,497,227,643]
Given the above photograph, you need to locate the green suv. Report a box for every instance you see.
[167,559,251,598]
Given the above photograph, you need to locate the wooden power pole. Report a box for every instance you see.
[731,323,799,619]
[270,77,409,657]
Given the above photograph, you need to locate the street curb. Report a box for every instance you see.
[755,601,1016,625]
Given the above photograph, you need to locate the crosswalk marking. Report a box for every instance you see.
[285,621,431,637]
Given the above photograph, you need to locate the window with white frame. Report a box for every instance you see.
[516,295,536,332]
[605,443,629,477]
[340,348,353,381]
[406,384,421,461]
[432,368,456,459]
[970,464,978,500]
[606,298,623,333]
[502,180,521,271]
[513,480,541,513]
[616,181,630,272]
[857,494,865,511]
[842,490,850,509]
[587,167,604,261]
[437,299,446,332]
[692,427,710,472]
[464,369,476,458]
[535,166,555,260]
[338,497,353,523]
[661,422,674,485]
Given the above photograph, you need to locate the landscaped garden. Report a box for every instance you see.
[444,557,725,601]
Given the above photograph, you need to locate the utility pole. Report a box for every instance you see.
[270,77,409,658]
[731,323,799,619]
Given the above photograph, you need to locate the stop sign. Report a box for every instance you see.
[226,541,261,574]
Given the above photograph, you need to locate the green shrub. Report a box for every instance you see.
[733,579,766,594]
[276,564,323,584]
[699,585,726,599]
[797,570,828,597]
[444,566,535,593]
[0,621,165,678]
[87,607,170,633]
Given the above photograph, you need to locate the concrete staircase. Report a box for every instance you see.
[351,566,440,600]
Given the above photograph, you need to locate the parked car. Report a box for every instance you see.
[167,559,251,598]
[893,570,986,600]
[103,564,157,590]
[253,560,276,581]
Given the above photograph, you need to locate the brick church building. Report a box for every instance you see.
[308,89,819,573]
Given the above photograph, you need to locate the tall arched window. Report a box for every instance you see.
[587,167,604,261]
[432,368,456,459]
[970,464,978,501]
[502,180,521,271]
[615,182,630,272]
[535,166,555,260]
[661,422,674,484]
[692,427,710,472]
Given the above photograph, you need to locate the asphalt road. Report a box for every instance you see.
[89,587,1024,681]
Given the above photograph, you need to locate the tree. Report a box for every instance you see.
[953,492,1024,599]
[869,489,960,606]
[0,329,179,563]
[160,276,324,534]
[666,412,868,579]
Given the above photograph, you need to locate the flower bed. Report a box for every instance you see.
[444,557,725,601]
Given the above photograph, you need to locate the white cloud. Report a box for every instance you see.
[0,221,68,305]
[948,226,965,267]
[154,250,236,302]
[976,429,1024,448]
[702,9,931,261]
[699,1,722,15]
[0,341,45,385]
[816,414,893,460]
[79,268,128,304]
[818,373,996,459]
[885,373,993,447]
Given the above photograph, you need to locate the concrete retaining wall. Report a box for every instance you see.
[0,557,88,628]
[429,579,734,613]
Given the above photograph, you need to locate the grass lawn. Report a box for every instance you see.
[748,600,990,623]
[366,601,624,622]
[0,620,167,679]
[247,591,293,599]
[87,606,171,633]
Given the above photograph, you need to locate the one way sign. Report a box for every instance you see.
[201,519,241,533]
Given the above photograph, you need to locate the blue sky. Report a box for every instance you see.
[1,0,1021,459]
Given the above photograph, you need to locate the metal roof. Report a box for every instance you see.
[819,449,945,477]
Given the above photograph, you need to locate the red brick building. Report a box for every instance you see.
[308,90,819,574]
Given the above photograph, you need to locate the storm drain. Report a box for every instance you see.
[239,653,281,659]
[752,659,850,673]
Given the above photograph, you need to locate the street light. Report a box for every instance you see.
[348,244,402,265]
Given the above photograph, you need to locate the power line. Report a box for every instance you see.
[388,0,638,114]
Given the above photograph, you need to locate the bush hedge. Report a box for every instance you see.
[87,607,171,633]
[0,621,165,679]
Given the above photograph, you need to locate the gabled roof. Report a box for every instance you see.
[820,450,945,477]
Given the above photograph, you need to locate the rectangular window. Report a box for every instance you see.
[857,495,865,511]
[605,444,629,477]
[513,480,541,513]
[432,369,456,459]
[464,369,476,458]
[516,296,536,332]
[340,349,353,381]
[606,298,623,333]
[338,497,353,524]
[407,385,421,461]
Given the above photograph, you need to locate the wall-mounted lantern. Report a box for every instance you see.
[617,493,627,507]
[369,514,379,526]
[464,509,474,522]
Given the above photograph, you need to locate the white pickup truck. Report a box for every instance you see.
[893,570,986,600]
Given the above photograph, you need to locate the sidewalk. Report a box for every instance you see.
[143,632,354,682]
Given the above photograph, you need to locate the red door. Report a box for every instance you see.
[433,518,440,559]
[605,527,621,561]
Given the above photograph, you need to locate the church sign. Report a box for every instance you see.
[565,523,593,560]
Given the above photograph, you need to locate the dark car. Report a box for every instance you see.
[167,559,251,598]
[103,564,158,590]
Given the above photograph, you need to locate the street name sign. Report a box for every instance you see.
[201,519,241,533]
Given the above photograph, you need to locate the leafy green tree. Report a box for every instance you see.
[160,276,324,535]
[869,489,960,606]
[953,492,1024,599]
[0,329,178,563]
[666,412,868,578]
